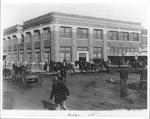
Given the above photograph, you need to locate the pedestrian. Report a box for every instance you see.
[60,67,67,82]
[44,62,48,71]
[50,76,70,110]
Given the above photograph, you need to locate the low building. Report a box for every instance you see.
[3,12,147,69]
[3,24,23,66]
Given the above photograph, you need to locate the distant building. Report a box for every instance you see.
[141,28,147,53]
[3,12,147,69]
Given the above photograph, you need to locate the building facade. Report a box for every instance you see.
[3,12,147,69]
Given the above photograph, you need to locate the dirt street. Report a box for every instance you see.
[3,72,147,110]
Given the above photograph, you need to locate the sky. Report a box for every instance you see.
[1,0,149,30]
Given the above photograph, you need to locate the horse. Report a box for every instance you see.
[75,60,96,73]
[66,62,76,74]
[86,62,99,73]
[129,60,146,71]
[13,63,30,76]
[49,61,63,75]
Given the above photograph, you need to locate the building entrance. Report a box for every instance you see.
[77,51,89,62]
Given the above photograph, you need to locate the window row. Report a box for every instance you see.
[109,47,139,55]
[142,37,147,45]
[109,31,138,41]
[3,30,139,45]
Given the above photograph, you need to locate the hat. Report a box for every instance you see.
[63,59,66,61]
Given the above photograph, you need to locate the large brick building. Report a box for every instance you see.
[3,12,148,69]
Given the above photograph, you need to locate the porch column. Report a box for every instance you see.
[72,26,77,62]
[6,38,9,62]
[16,33,22,63]
[23,33,27,62]
[10,36,14,63]
[88,28,94,62]
[39,29,45,63]
[103,29,108,61]
[31,31,35,68]
[51,25,60,62]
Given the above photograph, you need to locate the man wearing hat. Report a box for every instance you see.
[50,76,70,110]
[62,59,67,68]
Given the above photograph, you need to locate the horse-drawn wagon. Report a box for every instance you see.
[3,64,43,86]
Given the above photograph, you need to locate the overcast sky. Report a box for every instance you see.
[1,1,149,30]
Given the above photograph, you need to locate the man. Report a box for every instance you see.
[118,54,125,67]
[50,76,70,110]
[134,55,139,70]
[60,67,67,82]
[43,62,48,71]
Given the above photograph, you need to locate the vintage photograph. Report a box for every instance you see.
[1,0,149,118]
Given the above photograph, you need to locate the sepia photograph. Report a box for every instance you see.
[1,0,149,118]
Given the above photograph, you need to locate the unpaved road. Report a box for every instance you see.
[3,72,147,110]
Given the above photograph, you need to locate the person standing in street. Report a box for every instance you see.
[44,62,48,71]
[50,76,70,110]
[60,67,67,82]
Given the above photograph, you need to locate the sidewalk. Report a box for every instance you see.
[30,68,80,75]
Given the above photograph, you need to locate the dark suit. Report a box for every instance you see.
[50,81,69,104]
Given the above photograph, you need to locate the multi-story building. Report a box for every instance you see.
[3,12,147,69]
[141,29,147,53]
[3,25,23,65]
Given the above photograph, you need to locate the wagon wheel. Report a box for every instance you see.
[20,74,27,86]
[36,72,43,85]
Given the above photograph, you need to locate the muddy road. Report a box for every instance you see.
[3,72,147,110]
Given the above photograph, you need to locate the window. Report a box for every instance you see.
[60,47,71,62]
[121,32,129,41]
[114,48,119,55]
[14,51,17,62]
[26,33,31,42]
[44,48,51,62]
[3,38,6,46]
[127,48,130,52]
[94,29,103,39]
[27,49,32,62]
[35,49,41,63]
[34,31,40,41]
[77,47,88,51]
[143,37,147,45]
[131,48,134,52]
[93,47,102,59]
[131,33,138,41]
[44,28,50,39]
[19,50,24,62]
[60,27,71,38]
[13,36,17,44]
[7,37,11,45]
[135,48,139,52]
[118,48,122,55]
[77,28,88,39]
[110,31,118,40]
[122,48,126,55]
[110,48,114,55]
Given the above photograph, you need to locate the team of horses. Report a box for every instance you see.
[44,57,146,75]
[44,60,106,75]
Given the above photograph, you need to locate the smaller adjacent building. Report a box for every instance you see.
[3,25,23,65]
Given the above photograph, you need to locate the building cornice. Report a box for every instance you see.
[23,11,142,31]
[3,25,22,36]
